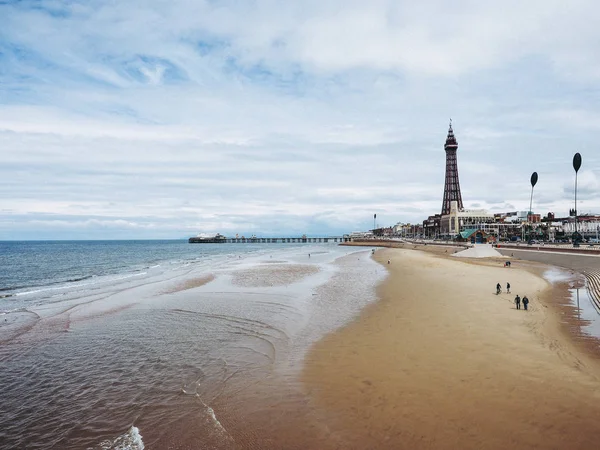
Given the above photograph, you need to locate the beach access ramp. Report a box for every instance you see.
[452,244,503,258]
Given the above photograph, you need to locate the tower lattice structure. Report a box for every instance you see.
[441,120,464,216]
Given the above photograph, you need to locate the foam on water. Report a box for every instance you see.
[97,426,144,450]
[200,398,236,445]
[14,271,148,298]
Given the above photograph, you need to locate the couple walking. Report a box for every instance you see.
[514,295,529,310]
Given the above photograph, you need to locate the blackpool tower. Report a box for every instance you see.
[441,120,464,215]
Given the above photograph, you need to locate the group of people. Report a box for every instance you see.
[514,294,529,310]
[495,282,530,311]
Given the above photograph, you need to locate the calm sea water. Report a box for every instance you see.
[0,240,301,311]
[0,240,385,449]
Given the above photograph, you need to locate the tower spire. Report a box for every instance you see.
[441,121,463,215]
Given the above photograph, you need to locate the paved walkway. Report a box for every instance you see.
[497,248,600,272]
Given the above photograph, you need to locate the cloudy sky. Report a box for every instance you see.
[2,0,600,239]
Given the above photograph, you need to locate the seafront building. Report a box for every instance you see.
[558,215,600,239]
[394,222,423,238]
[440,200,495,236]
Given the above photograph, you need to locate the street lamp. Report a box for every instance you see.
[573,153,582,245]
[528,171,538,242]
[529,172,538,217]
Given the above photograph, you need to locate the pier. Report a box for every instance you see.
[189,236,349,244]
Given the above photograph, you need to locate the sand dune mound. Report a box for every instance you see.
[452,244,502,258]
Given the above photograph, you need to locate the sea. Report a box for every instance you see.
[0,240,386,449]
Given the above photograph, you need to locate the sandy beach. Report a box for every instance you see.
[302,247,600,449]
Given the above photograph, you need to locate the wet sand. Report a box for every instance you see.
[231,264,319,287]
[162,274,215,294]
[302,248,600,449]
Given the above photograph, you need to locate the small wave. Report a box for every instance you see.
[199,398,235,444]
[65,275,94,283]
[0,285,28,292]
[0,275,91,293]
[0,306,30,314]
[97,426,144,450]
[15,272,148,297]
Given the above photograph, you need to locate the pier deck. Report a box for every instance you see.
[189,236,348,244]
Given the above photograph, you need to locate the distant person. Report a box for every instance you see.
[387,259,391,264]
[506,282,511,293]
[308,253,311,258]
[523,296,529,311]
[496,283,501,295]
[515,295,521,310]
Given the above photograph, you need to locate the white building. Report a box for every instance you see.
[440,201,496,235]
[562,218,600,237]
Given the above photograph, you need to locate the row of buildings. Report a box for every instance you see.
[384,122,600,243]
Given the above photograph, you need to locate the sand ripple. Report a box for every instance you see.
[232,264,319,287]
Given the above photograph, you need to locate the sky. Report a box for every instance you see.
[1,0,600,240]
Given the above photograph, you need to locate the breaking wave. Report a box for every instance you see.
[97,426,144,450]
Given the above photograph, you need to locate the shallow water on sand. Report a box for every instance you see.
[544,268,600,341]
[0,244,385,449]
[569,287,600,340]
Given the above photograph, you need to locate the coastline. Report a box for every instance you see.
[5,241,600,449]
[301,246,600,449]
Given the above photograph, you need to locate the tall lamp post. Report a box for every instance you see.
[529,171,538,241]
[573,153,582,245]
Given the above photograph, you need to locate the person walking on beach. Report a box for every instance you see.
[496,283,501,295]
[522,296,529,311]
[506,282,511,294]
[515,295,521,310]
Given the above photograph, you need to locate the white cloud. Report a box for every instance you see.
[1,0,600,238]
